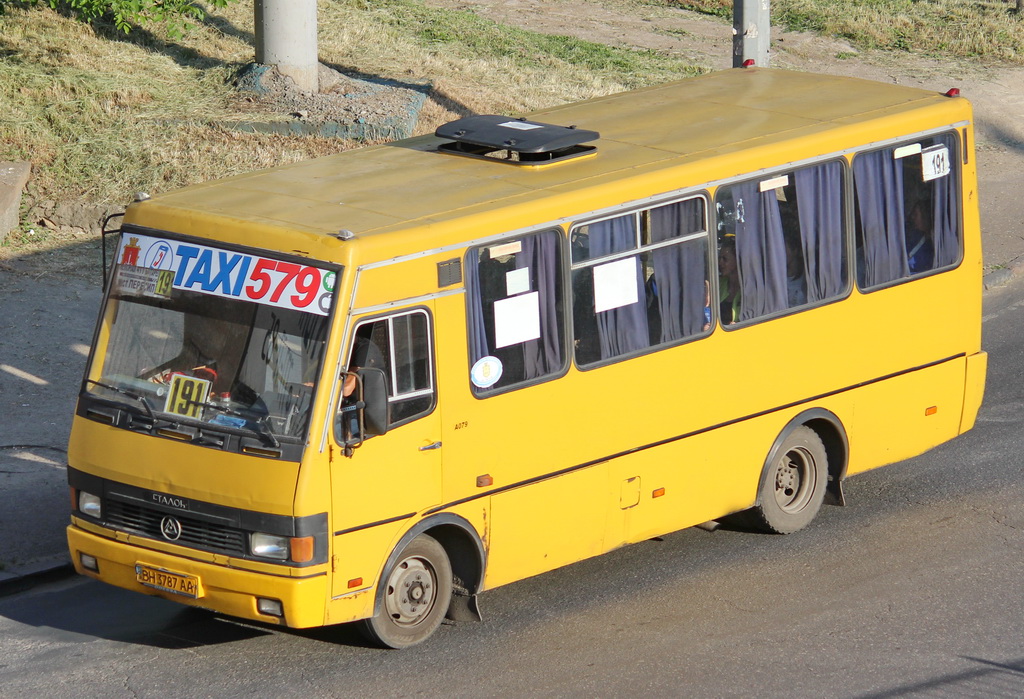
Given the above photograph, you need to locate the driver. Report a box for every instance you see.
[341,335,386,441]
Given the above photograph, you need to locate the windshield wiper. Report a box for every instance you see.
[198,401,281,449]
[86,379,154,420]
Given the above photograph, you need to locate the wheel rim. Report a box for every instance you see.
[383,555,437,628]
[773,446,817,513]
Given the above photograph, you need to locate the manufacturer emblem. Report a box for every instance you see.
[160,516,183,541]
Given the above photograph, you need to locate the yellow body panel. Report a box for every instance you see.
[68,69,985,632]
[960,351,988,434]
[67,419,301,516]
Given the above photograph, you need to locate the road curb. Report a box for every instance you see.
[984,257,1024,290]
[0,557,75,598]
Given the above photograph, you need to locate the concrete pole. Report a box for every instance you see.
[733,0,770,68]
[255,0,319,93]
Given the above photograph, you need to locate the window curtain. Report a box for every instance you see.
[854,149,908,287]
[517,232,562,379]
[464,248,489,369]
[590,216,649,358]
[931,139,961,269]
[733,180,788,320]
[650,200,707,340]
[794,163,845,302]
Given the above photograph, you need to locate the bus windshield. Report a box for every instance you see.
[84,232,336,443]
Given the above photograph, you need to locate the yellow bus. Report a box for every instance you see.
[67,67,986,648]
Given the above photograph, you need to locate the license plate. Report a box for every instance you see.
[135,564,202,598]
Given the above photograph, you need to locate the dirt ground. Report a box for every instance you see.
[423,0,1024,270]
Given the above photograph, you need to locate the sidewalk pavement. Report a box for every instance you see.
[0,269,101,591]
[1,144,1023,595]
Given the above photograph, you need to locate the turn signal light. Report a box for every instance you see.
[290,536,314,563]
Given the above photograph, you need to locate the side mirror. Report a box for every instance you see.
[358,367,390,438]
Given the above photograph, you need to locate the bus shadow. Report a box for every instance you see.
[860,656,1024,698]
[0,574,387,650]
[0,579,269,649]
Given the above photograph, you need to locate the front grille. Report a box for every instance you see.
[105,500,246,556]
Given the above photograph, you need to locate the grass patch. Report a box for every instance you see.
[668,0,732,19]
[0,0,704,216]
[358,0,699,78]
[662,0,1024,62]
[0,4,355,208]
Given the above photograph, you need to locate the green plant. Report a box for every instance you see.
[0,0,239,35]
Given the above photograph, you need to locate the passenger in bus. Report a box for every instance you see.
[905,200,934,274]
[718,237,741,324]
[703,280,712,331]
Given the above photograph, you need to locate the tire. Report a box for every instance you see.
[360,534,453,649]
[749,425,828,535]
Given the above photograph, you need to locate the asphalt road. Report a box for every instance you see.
[1,280,1022,698]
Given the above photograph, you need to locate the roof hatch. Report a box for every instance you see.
[435,115,599,166]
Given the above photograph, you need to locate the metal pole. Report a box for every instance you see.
[733,0,770,68]
[255,0,319,93]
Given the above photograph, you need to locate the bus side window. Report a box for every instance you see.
[465,229,566,394]
[714,160,846,323]
[342,310,435,438]
[571,196,710,367]
[853,132,962,290]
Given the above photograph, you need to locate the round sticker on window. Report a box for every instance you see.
[470,356,503,388]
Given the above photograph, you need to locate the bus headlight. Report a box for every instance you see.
[250,533,289,560]
[78,491,102,518]
[250,533,315,562]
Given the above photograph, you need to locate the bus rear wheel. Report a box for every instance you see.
[751,425,827,534]
[360,534,452,649]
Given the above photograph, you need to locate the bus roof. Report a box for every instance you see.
[134,68,967,248]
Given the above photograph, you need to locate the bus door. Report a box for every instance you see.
[329,305,441,600]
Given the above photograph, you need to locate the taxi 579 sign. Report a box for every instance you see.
[115,233,336,316]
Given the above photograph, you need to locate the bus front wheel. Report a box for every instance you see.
[751,425,827,534]
[361,534,453,649]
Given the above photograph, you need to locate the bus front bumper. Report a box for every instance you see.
[67,524,328,629]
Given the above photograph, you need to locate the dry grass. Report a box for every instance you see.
[0,4,355,207]
[667,0,1024,62]
[0,1,699,208]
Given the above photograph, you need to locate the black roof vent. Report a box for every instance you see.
[435,115,599,166]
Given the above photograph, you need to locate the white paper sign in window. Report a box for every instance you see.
[494,291,541,348]
[489,240,522,258]
[505,267,531,296]
[593,257,640,313]
[893,143,922,159]
[922,145,951,181]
